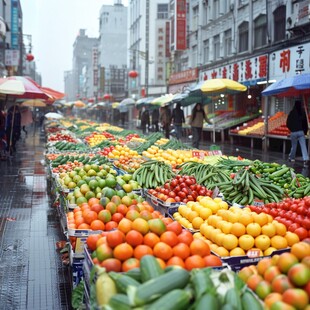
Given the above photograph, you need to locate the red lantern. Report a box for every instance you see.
[88,98,95,103]
[26,53,34,62]
[103,93,112,100]
[128,70,138,78]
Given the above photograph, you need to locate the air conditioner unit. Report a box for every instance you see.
[202,0,208,5]
[230,3,234,11]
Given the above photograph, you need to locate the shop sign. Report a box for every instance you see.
[175,0,186,51]
[169,68,198,85]
[199,54,268,86]
[268,42,310,81]
[11,0,19,49]
[92,47,98,87]
[5,49,19,66]
[0,17,6,37]
[294,0,310,27]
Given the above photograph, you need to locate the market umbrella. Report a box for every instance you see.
[151,94,174,107]
[21,99,47,107]
[112,102,120,109]
[119,98,135,105]
[190,78,247,143]
[74,100,86,108]
[45,112,64,119]
[40,87,66,102]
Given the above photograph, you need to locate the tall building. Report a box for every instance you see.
[98,1,128,100]
[128,0,170,99]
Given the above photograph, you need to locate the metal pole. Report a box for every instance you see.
[145,0,150,97]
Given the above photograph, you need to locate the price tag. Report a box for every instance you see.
[253,199,264,207]
[247,249,261,258]
[192,151,205,159]
[205,150,223,156]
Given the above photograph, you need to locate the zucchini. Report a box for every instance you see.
[140,255,164,282]
[146,289,191,310]
[241,291,263,310]
[191,268,214,299]
[125,268,142,282]
[195,292,219,310]
[224,288,242,310]
[106,293,131,310]
[109,272,140,294]
[128,268,190,306]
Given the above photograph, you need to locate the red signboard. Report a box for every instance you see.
[169,68,198,84]
[165,21,170,58]
[176,0,186,51]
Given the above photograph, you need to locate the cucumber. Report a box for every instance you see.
[109,272,140,294]
[106,293,131,310]
[125,268,141,282]
[140,255,164,283]
[191,268,214,299]
[195,292,219,310]
[146,289,191,310]
[224,288,242,310]
[241,291,263,310]
[128,268,190,306]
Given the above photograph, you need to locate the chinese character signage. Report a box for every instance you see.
[175,0,186,51]
[169,68,198,84]
[269,42,310,81]
[5,49,19,66]
[92,47,98,87]
[200,54,268,86]
[11,0,19,50]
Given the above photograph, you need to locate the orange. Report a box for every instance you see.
[290,241,310,260]
[185,255,206,270]
[106,230,125,248]
[257,257,273,276]
[105,221,118,231]
[264,247,277,256]
[160,231,179,247]
[270,235,288,249]
[246,223,261,237]
[214,232,226,246]
[122,258,140,272]
[230,247,246,256]
[172,242,191,260]
[143,232,160,248]
[253,212,268,226]
[238,234,255,251]
[125,230,144,247]
[222,234,238,251]
[221,221,233,234]
[261,223,276,238]
[90,219,105,231]
[177,230,194,245]
[213,246,229,257]
[113,243,134,261]
[133,245,153,260]
[227,211,239,223]
[230,222,246,237]
[83,210,98,225]
[255,235,271,251]
[192,217,204,230]
[78,223,91,229]
[272,221,287,236]
[86,234,101,251]
[166,256,185,268]
[132,218,149,235]
[166,221,183,235]
[190,239,210,256]
[284,232,300,247]
[153,242,173,261]
[118,218,132,234]
[239,213,254,226]
[100,258,122,272]
[203,254,223,267]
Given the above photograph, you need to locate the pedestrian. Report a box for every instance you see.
[286,99,309,166]
[171,103,185,140]
[0,108,7,159]
[20,107,33,136]
[151,108,159,132]
[140,107,150,134]
[189,102,211,149]
[160,105,171,138]
[5,105,21,154]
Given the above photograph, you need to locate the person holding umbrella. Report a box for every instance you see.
[171,103,185,140]
[189,102,212,149]
[6,105,21,155]
[286,99,309,166]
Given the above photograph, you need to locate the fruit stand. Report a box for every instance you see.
[44,117,310,310]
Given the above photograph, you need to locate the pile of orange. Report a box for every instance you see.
[194,206,300,257]
[239,242,310,310]
[86,217,222,272]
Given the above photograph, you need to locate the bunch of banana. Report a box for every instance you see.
[287,174,310,198]
[132,160,174,188]
[177,161,231,189]
[221,168,284,205]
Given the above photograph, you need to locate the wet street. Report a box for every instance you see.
[0,125,308,310]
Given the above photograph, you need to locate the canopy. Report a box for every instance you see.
[21,99,47,107]
[262,73,310,97]
[151,94,174,107]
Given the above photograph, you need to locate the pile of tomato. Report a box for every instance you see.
[148,175,213,204]
[249,196,310,241]
[98,145,116,156]
[48,133,77,143]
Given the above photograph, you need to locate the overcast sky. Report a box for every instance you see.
[21,0,128,93]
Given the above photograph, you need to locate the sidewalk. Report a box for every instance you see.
[0,127,72,310]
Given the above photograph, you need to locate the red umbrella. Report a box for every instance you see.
[40,87,65,104]
[0,76,51,100]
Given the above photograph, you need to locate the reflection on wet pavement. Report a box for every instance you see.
[0,129,71,310]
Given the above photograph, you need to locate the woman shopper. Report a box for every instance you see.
[190,102,211,149]
[171,103,185,140]
[140,107,150,134]
[286,99,309,166]
[160,105,171,139]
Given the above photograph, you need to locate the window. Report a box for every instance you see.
[224,29,232,57]
[254,15,267,48]
[213,35,220,60]
[157,4,168,19]
[238,21,248,52]
[192,5,199,30]
[192,45,197,67]
[203,39,210,63]
[273,5,286,42]
[213,0,220,19]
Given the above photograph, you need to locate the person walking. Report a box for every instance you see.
[20,107,33,136]
[171,103,185,140]
[151,108,159,132]
[189,102,211,149]
[286,99,309,166]
[6,105,21,155]
[160,105,171,138]
[140,107,150,134]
